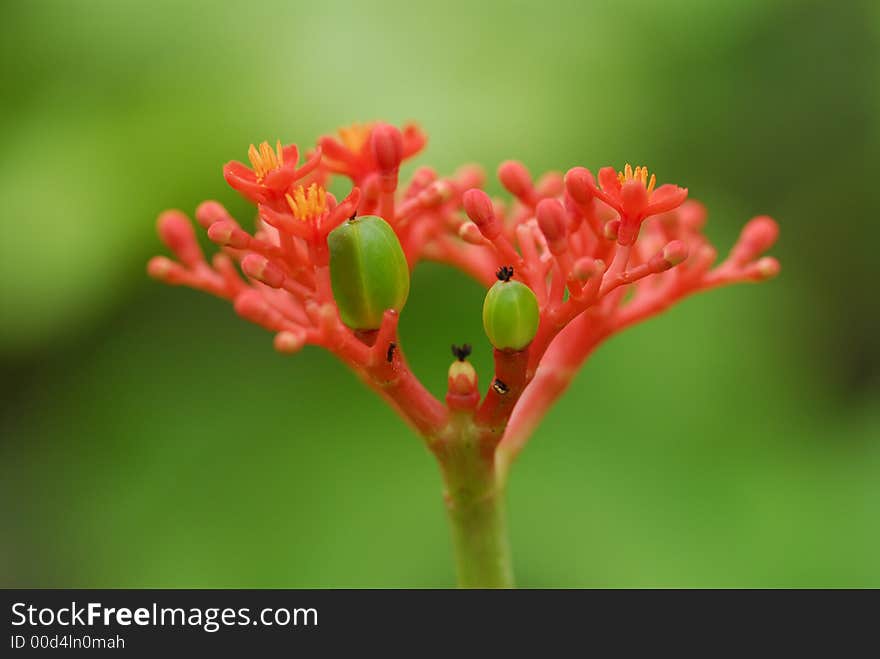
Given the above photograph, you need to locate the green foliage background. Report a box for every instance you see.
[1,0,877,587]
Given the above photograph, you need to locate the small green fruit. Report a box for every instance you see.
[482,266,540,351]
[328,215,410,330]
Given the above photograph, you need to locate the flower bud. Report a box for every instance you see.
[536,171,564,197]
[564,167,596,205]
[753,256,781,280]
[419,180,453,208]
[573,257,604,281]
[158,210,203,268]
[458,221,485,245]
[454,164,486,190]
[661,240,689,267]
[274,329,306,354]
[194,200,231,229]
[242,254,285,288]
[733,215,779,263]
[328,215,410,330]
[207,220,250,249]
[462,189,502,239]
[147,256,175,281]
[536,198,568,254]
[604,219,620,241]
[234,290,283,331]
[448,360,478,394]
[678,200,707,231]
[408,166,437,194]
[370,123,404,174]
[448,344,477,395]
[498,160,535,203]
[482,266,540,351]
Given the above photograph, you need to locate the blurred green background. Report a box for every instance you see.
[1,0,878,587]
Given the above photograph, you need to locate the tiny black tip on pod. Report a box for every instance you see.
[451,343,472,361]
[496,265,514,282]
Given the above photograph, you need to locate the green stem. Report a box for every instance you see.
[445,477,512,588]
[436,420,514,588]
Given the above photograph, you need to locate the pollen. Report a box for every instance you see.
[617,164,656,194]
[248,140,285,181]
[286,183,327,222]
[337,122,375,153]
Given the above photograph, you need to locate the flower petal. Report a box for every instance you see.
[590,166,623,212]
[598,166,622,195]
[318,135,357,165]
[401,122,427,159]
[644,184,688,217]
[259,204,311,240]
[281,143,299,168]
[223,161,266,203]
[295,146,323,179]
[264,161,298,190]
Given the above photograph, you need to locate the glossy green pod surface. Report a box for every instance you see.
[482,275,540,351]
[328,215,410,330]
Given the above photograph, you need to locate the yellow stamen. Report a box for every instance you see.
[337,122,375,153]
[247,140,285,181]
[285,183,327,222]
[617,163,656,194]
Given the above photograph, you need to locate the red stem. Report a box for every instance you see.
[353,310,447,438]
[475,348,530,450]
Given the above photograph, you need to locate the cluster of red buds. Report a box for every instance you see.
[149,121,779,469]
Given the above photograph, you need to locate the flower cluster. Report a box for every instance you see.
[149,121,779,466]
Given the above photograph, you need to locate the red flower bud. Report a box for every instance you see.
[419,181,453,208]
[604,219,620,241]
[661,240,689,267]
[572,257,604,281]
[752,256,781,280]
[371,123,404,174]
[564,167,596,205]
[207,220,249,249]
[194,200,230,229]
[678,200,707,231]
[733,215,779,263]
[536,198,568,253]
[535,171,564,197]
[234,290,283,331]
[157,210,203,268]
[463,189,502,240]
[644,241,688,274]
[274,329,306,354]
[241,254,285,288]
[147,256,174,281]
[498,160,535,203]
[458,221,485,245]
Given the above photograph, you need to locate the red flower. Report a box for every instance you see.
[318,121,427,183]
[223,140,322,206]
[588,164,688,246]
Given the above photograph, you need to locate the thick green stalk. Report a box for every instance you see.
[445,476,512,588]
[435,419,514,588]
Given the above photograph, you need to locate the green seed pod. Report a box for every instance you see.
[328,215,410,330]
[482,266,540,351]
